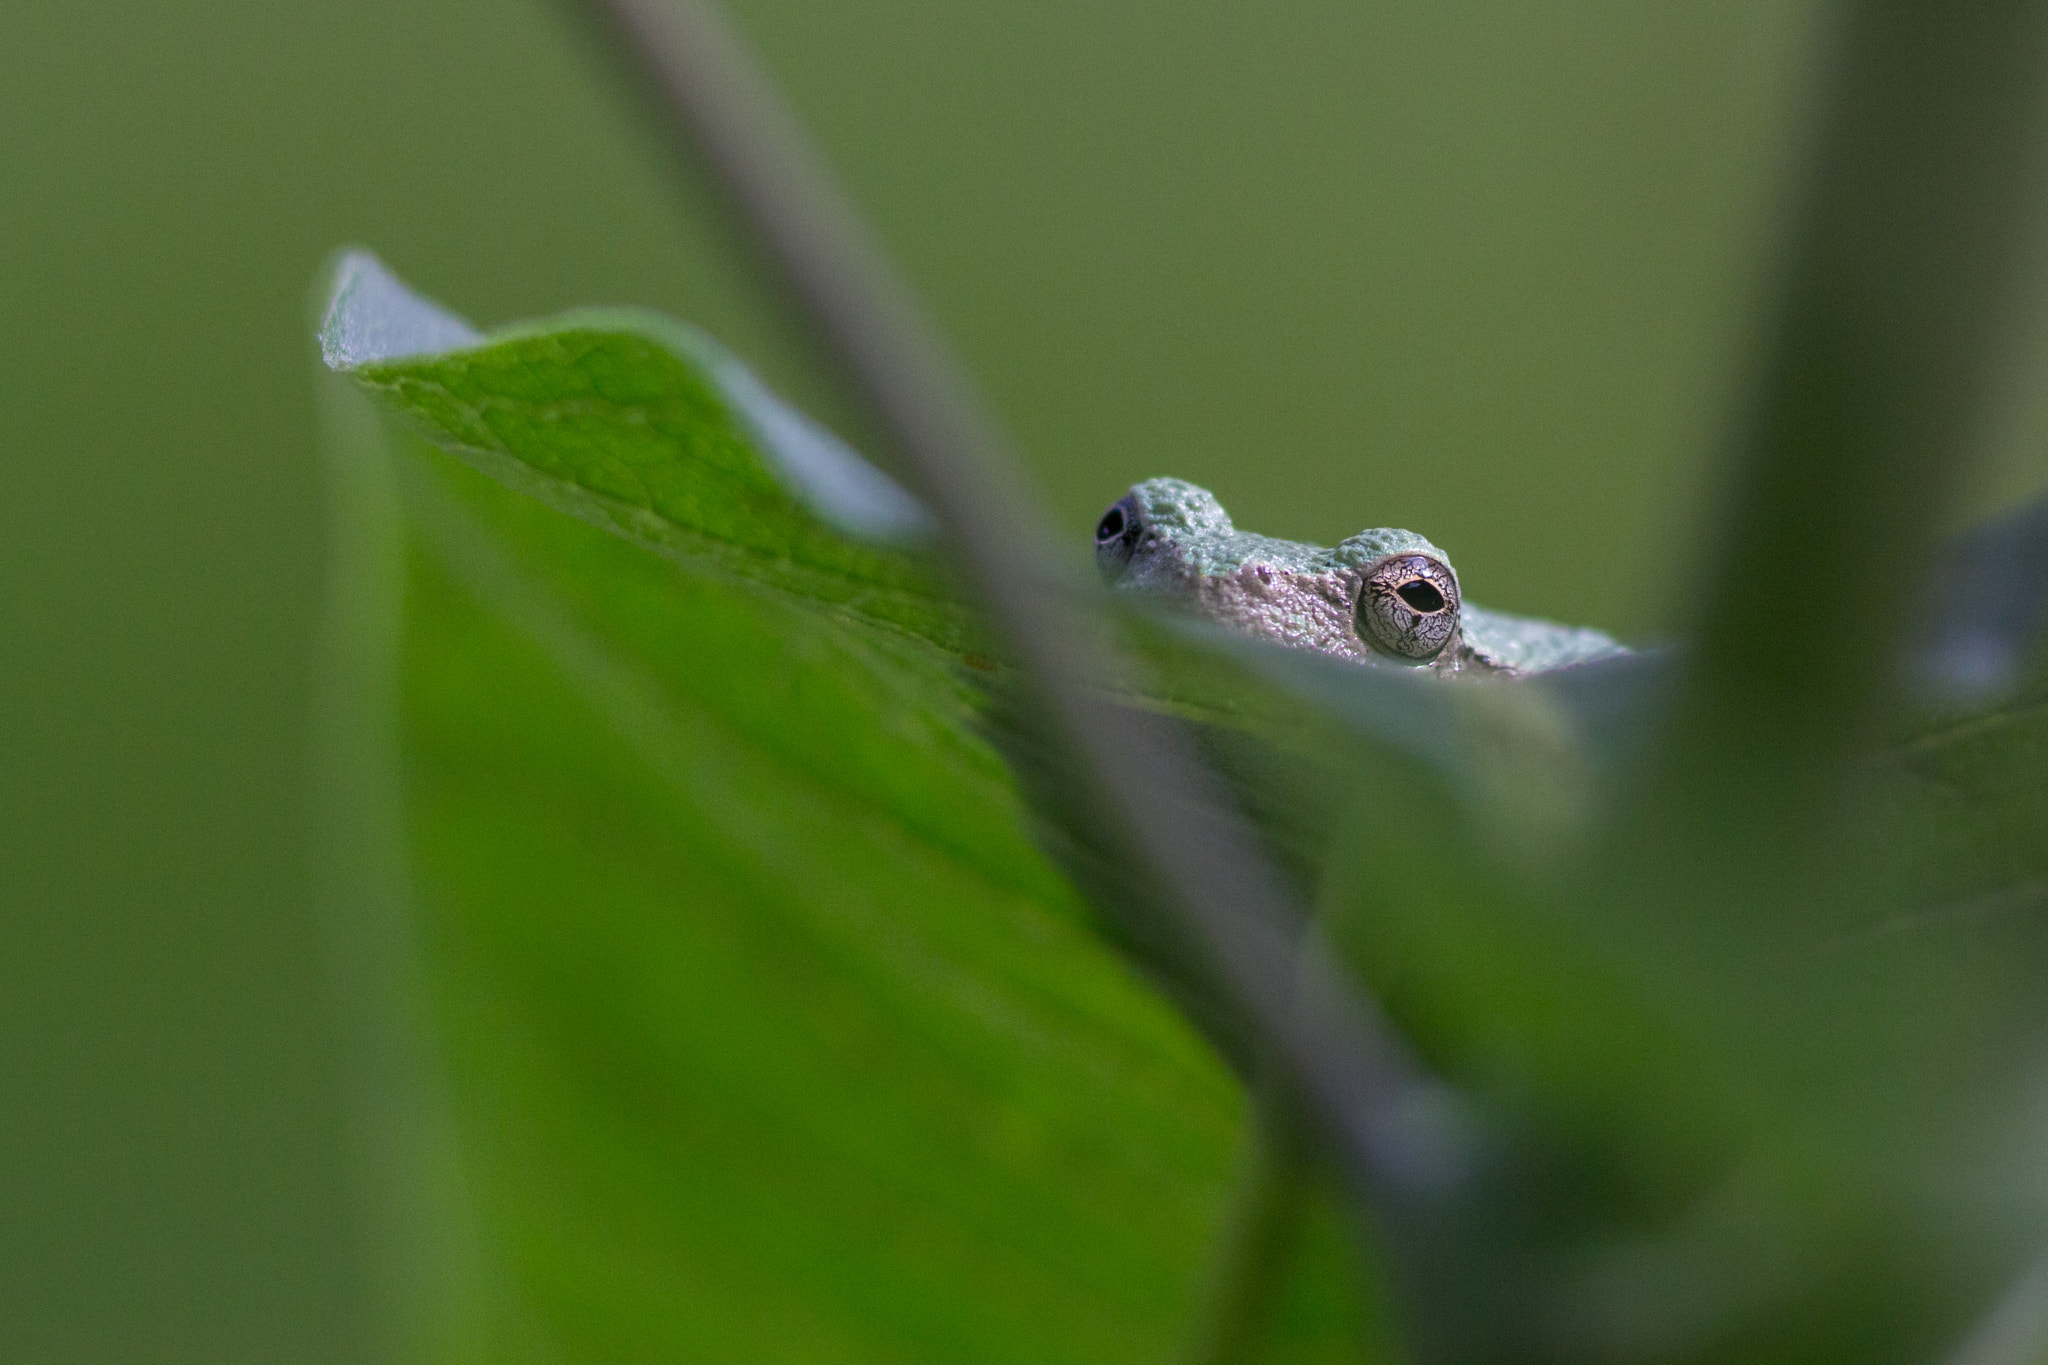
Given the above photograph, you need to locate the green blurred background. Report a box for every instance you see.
[8,0,2048,1356]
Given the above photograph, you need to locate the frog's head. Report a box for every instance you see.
[1093,477,1466,667]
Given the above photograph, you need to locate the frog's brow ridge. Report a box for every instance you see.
[1129,477,1234,535]
[1330,528,1447,569]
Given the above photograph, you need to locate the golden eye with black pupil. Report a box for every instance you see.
[1358,553,1460,661]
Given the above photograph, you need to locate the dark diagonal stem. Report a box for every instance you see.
[563,0,1453,1206]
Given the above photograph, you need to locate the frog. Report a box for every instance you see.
[1093,478,1626,676]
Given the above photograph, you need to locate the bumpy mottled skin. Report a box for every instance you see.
[1095,478,1625,676]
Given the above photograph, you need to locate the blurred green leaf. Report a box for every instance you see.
[1307,609,2048,1364]
[1855,644,2048,940]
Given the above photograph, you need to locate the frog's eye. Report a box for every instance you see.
[1093,494,1144,578]
[1358,554,1461,661]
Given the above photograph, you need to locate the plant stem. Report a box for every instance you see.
[1650,0,2048,866]
[558,0,1456,1209]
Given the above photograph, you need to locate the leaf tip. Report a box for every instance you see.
[315,249,482,371]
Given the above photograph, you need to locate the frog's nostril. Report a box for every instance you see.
[1096,506,1126,543]
[1397,580,1446,613]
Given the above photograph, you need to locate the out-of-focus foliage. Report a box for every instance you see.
[327,255,2048,1362]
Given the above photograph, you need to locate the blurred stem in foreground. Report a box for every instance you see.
[560,0,1457,1232]
[1944,1247,2048,1365]
[1646,0,2048,873]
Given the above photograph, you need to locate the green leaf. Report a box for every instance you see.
[1856,644,2048,936]
[324,252,974,656]
[320,249,2048,1363]
[318,253,1392,1360]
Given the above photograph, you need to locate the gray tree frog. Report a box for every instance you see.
[1094,478,1625,676]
